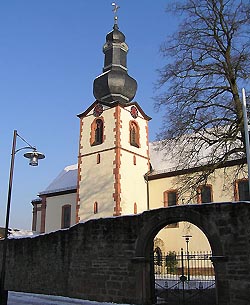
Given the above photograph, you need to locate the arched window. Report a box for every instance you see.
[163,190,178,228]
[61,204,71,229]
[95,119,103,144]
[154,247,162,266]
[129,121,140,148]
[163,190,178,207]
[197,185,213,203]
[91,118,104,146]
[234,179,250,200]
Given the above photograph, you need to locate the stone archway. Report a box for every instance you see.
[134,205,228,305]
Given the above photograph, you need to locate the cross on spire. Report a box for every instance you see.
[112,2,120,25]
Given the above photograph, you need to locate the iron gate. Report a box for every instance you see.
[154,249,216,305]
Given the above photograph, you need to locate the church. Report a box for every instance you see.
[31,14,248,253]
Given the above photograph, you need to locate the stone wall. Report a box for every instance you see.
[0,202,250,305]
[4,216,141,304]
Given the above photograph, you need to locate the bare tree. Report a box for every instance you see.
[155,0,250,197]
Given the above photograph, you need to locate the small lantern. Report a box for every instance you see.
[24,150,45,166]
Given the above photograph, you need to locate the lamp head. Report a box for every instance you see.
[23,150,45,166]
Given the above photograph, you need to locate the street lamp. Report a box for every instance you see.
[182,235,192,281]
[241,88,250,198]
[0,130,45,305]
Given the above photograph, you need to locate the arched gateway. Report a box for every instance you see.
[1,202,250,305]
[134,204,224,304]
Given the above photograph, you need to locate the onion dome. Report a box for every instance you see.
[93,24,137,105]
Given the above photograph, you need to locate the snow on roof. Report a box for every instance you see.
[149,125,246,176]
[149,142,176,172]
[39,164,78,195]
[149,139,203,175]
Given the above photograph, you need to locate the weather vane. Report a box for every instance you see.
[112,2,120,25]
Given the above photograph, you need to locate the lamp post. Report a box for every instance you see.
[0,130,45,305]
[182,235,192,281]
[242,88,250,198]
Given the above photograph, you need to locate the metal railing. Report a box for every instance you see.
[155,250,214,276]
[154,249,216,304]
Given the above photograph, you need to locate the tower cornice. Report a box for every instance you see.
[77,100,152,121]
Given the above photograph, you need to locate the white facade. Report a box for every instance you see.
[77,102,150,222]
[31,164,77,233]
[44,193,76,233]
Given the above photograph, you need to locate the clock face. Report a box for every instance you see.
[93,104,103,117]
[130,106,138,119]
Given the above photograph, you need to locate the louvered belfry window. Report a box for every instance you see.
[130,121,139,148]
[95,119,103,145]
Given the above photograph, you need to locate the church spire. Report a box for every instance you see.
[93,3,137,105]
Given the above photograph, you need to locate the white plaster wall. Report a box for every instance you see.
[118,105,149,214]
[78,104,150,220]
[78,150,115,221]
[36,210,42,232]
[45,193,76,233]
[78,107,116,221]
[155,222,211,253]
[120,150,148,214]
[80,108,115,156]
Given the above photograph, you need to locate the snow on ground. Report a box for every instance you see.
[8,291,128,305]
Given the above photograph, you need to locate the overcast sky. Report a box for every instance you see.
[0,0,177,230]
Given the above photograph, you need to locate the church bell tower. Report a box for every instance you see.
[76,6,151,222]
